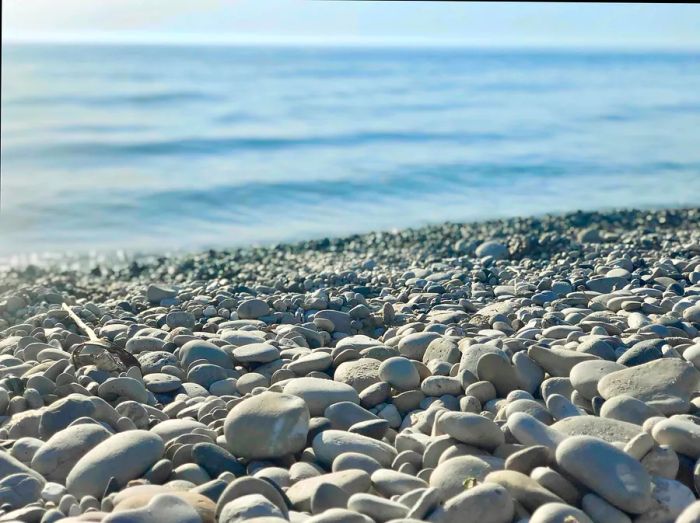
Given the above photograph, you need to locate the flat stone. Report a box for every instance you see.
[313,430,397,467]
[283,377,360,416]
[551,416,642,443]
[143,373,182,393]
[477,353,519,397]
[436,412,505,450]
[232,343,280,364]
[598,358,700,415]
[529,502,594,523]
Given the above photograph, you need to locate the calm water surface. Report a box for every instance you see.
[2,44,700,260]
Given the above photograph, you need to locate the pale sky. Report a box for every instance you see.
[3,0,700,48]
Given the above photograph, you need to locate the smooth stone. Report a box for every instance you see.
[165,311,196,330]
[138,351,179,374]
[31,424,112,482]
[398,332,442,360]
[648,476,696,521]
[334,359,382,393]
[370,468,427,497]
[551,416,642,443]
[0,449,46,485]
[348,493,408,522]
[600,395,662,425]
[427,483,514,523]
[459,344,506,377]
[651,418,700,459]
[678,501,700,523]
[233,343,280,364]
[313,430,397,467]
[528,345,600,377]
[429,455,495,500]
[151,419,208,443]
[576,338,617,360]
[586,276,628,294]
[484,470,564,512]
[530,467,581,506]
[286,470,371,512]
[325,401,380,431]
[305,508,373,523]
[224,391,309,459]
[379,357,420,391]
[581,493,632,523]
[192,443,246,478]
[310,483,350,514]
[598,359,700,415]
[105,493,201,523]
[475,240,509,260]
[332,452,383,475]
[39,394,96,439]
[147,284,177,303]
[570,360,626,400]
[237,299,271,320]
[423,338,460,365]
[507,412,566,451]
[288,352,333,375]
[283,377,360,416]
[98,377,148,404]
[66,430,165,498]
[529,502,594,523]
[0,473,43,509]
[436,412,505,450]
[476,353,519,397]
[219,493,285,523]
[179,340,233,370]
[555,435,652,514]
[143,373,182,393]
[617,339,664,367]
[215,477,288,518]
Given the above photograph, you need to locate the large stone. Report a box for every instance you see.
[436,412,505,450]
[66,431,165,498]
[334,359,382,393]
[378,357,420,391]
[31,424,112,482]
[224,391,309,459]
[551,416,642,443]
[651,418,700,459]
[313,430,397,467]
[283,377,360,416]
[427,483,514,523]
[598,358,700,415]
[236,299,270,320]
[430,456,495,501]
[179,340,233,370]
[555,435,652,514]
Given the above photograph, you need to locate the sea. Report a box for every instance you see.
[2,43,700,263]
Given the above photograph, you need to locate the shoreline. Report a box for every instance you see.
[0,205,700,520]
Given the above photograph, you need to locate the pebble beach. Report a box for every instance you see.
[2,207,700,523]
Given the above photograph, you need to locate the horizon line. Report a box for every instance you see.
[4,32,700,52]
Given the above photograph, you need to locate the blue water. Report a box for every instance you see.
[2,44,700,259]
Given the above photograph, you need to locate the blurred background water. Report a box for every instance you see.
[2,44,700,261]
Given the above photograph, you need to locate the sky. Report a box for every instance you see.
[3,1,700,48]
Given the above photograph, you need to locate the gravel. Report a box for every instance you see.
[0,207,700,521]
